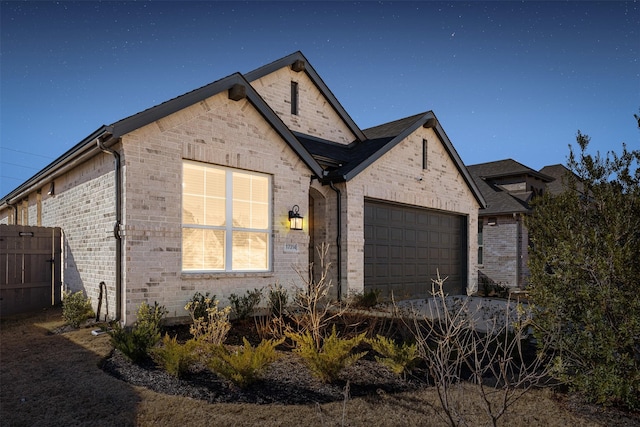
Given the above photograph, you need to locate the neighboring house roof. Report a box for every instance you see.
[468,159,554,215]
[1,52,486,209]
[539,164,583,196]
[470,159,553,182]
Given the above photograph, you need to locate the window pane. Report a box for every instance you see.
[232,231,268,270]
[183,164,204,195]
[233,173,269,229]
[182,227,225,271]
[183,194,204,225]
[205,197,226,226]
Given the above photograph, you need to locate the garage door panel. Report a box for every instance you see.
[365,200,466,299]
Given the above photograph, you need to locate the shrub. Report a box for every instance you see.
[185,292,216,321]
[152,334,198,378]
[528,135,640,409]
[228,288,262,320]
[267,283,289,318]
[350,289,381,309]
[187,298,231,346]
[367,335,419,376]
[208,337,283,388]
[110,301,166,363]
[287,326,367,383]
[62,290,94,328]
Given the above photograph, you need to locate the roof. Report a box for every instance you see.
[1,72,325,205]
[469,159,554,182]
[467,159,554,215]
[296,111,486,207]
[539,164,585,196]
[1,52,486,210]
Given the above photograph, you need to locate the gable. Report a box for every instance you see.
[352,124,482,213]
[249,66,358,145]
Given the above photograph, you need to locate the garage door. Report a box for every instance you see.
[364,200,467,300]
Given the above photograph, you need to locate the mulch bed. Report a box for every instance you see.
[100,320,425,405]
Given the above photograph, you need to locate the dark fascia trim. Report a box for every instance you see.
[428,114,487,208]
[480,169,555,183]
[479,208,531,217]
[1,72,326,207]
[107,73,324,177]
[1,126,113,206]
[244,51,367,142]
[340,111,486,208]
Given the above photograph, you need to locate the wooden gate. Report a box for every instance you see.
[0,225,62,316]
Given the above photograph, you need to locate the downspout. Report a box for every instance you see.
[329,181,342,301]
[6,200,18,225]
[97,138,122,322]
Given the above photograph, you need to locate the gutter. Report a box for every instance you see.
[97,137,123,322]
[329,181,342,301]
[0,127,111,209]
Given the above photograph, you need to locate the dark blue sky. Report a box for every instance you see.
[1,1,638,197]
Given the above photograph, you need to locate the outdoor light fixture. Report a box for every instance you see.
[288,205,303,230]
[47,182,55,196]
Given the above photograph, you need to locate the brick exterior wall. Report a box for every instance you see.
[119,90,314,323]
[0,152,119,317]
[478,214,529,288]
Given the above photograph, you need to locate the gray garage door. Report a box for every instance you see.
[364,200,467,300]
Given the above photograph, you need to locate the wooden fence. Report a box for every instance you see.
[0,225,62,316]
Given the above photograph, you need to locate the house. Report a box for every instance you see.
[0,52,485,324]
[468,159,556,290]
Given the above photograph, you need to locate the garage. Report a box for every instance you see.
[364,199,467,300]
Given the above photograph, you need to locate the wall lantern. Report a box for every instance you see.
[288,205,304,230]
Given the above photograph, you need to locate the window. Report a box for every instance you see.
[291,81,298,115]
[477,221,484,265]
[182,161,271,272]
[422,139,428,169]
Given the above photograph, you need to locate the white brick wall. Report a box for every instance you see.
[251,67,357,144]
[120,91,313,323]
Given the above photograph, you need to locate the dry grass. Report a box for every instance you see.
[0,307,631,426]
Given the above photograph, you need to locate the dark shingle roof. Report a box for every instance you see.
[469,159,553,182]
[539,164,583,195]
[467,159,554,215]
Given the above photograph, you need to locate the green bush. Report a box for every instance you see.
[267,284,288,318]
[152,334,198,378]
[527,134,640,409]
[110,301,167,363]
[229,289,262,320]
[351,289,381,309]
[62,290,94,328]
[208,337,283,388]
[367,335,419,376]
[287,326,367,383]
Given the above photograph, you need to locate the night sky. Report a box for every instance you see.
[1,1,638,197]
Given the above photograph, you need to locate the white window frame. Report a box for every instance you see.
[182,160,272,273]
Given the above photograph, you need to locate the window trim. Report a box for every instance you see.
[182,160,272,273]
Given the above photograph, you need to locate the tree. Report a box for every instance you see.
[527,131,640,409]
